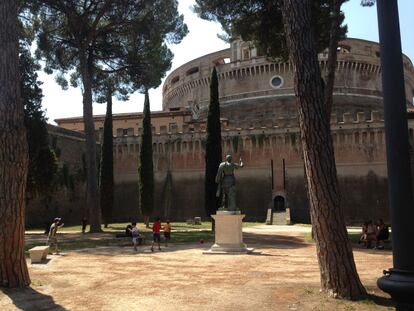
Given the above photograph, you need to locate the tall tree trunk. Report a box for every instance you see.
[282,0,366,299]
[80,50,101,233]
[324,0,343,118]
[0,0,31,287]
[99,89,114,228]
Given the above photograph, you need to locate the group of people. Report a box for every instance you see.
[45,216,173,255]
[126,218,172,252]
[359,218,389,249]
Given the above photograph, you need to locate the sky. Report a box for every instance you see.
[38,0,414,124]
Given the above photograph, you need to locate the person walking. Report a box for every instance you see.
[47,217,64,254]
[130,222,139,252]
[151,218,162,252]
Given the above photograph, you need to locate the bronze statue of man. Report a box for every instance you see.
[215,154,244,211]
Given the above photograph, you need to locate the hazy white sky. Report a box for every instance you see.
[39,0,414,124]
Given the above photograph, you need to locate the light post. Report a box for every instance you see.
[374,0,414,304]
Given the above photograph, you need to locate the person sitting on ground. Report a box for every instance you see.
[359,220,377,248]
[358,221,369,245]
[151,217,162,252]
[163,220,172,247]
[47,217,64,254]
[376,218,389,249]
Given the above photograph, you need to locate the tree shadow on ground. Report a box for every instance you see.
[67,232,309,257]
[30,258,51,265]
[1,287,67,311]
[247,251,278,257]
[244,232,309,249]
[352,246,393,257]
[363,293,410,310]
[366,293,414,311]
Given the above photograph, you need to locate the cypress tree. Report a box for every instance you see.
[204,67,222,220]
[139,91,154,227]
[99,89,114,228]
[20,48,57,199]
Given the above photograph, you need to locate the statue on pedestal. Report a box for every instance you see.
[215,154,244,211]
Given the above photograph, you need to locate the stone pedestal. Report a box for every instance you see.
[204,210,253,254]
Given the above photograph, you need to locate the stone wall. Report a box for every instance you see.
[25,125,88,228]
[111,112,412,224]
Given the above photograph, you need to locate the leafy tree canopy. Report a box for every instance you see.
[28,0,187,92]
[194,0,347,60]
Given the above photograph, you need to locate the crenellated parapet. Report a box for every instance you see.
[113,111,405,169]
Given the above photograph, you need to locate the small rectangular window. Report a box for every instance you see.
[169,123,178,133]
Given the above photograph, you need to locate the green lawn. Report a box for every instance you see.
[26,221,263,234]
[24,220,264,254]
[25,230,215,256]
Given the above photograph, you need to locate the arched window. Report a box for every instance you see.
[171,76,180,84]
[186,67,199,76]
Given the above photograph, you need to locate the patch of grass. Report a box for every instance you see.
[169,231,214,243]
[292,223,312,227]
[26,221,263,234]
[344,305,356,311]
[243,222,263,228]
[25,230,214,255]
[31,279,44,287]
[360,299,376,305]
[303,232,313,243]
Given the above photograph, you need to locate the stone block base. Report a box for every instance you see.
[203,211,253,254]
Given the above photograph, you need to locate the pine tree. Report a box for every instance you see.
[195,0,365,299]
[280,0,365,298]
[29,0,187,232]
[0,0,31,287]
[139,91,154,227]
[204,67,222,221]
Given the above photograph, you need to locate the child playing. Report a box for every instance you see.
[130,222,139,252]
[163,220,172,247]
[151,218,162,252]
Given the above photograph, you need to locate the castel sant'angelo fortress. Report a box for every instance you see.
[37,37,414,226]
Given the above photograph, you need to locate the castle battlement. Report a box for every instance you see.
[112,111,392,161]
[112,110,384,141]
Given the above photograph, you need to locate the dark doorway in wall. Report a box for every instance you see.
[273,195,286,212]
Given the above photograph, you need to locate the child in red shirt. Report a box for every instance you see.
[151,217,162,252]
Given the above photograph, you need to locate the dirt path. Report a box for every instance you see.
[1,227,394,311]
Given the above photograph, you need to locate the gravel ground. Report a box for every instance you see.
[0,226,395,311]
